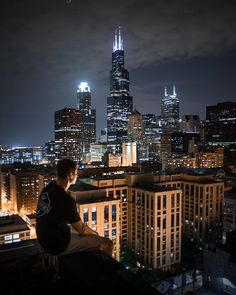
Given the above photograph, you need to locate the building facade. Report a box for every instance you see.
[206,102,236,146]
[128,185,182,270]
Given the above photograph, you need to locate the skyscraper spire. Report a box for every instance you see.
[173,84,176,96]
[113,26,123,52]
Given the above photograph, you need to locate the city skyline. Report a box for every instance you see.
[1,0,236,146]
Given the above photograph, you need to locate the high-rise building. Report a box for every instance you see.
[160,174,224,248]
[128,184,182,270]
[107,27,133,155]
[77,82,96,156]
[54,108,80,162]
[206,102,236,146]
[161,85,180,132]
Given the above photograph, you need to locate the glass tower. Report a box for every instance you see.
[107,27,133,155]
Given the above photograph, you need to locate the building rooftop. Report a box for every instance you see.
[77,196,116,205]
[0,239,158,294]
[0,214,30,235]
[134,183,180,193]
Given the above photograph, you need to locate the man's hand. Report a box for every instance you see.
[71,220,98,236]
[83,225,99,236]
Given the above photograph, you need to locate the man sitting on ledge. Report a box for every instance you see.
[36,158,113,257]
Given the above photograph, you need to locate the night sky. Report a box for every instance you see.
[1,0,236,146]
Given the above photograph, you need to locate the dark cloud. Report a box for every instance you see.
[0,0,236,145]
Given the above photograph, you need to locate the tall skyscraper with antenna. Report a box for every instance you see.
[161,85,180,132]
[107,27,133,155]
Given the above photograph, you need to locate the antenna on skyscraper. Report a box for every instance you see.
[165,87,168,96]
[173,85,176,96]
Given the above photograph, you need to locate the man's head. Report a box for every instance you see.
[56,158,78,185]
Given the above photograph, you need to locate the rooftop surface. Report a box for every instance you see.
[135,183,181,193]
[0,239,159,294]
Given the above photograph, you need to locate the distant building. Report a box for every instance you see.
[84,144,106,164]
[198,147,224,168]
[161,86,180,132]
[77,82,96,156]
[44,140,55,163]
[206,101,236,146]
[128,109,144,143]
[103,152,122,167]
[54,108,80,162]
[0,214,30,245]
[122,142,137,166]
[142,114,161,142]
[99,128,107,143]
[0,146,43,164]
[107,27,133,154]
[181,115,200,133]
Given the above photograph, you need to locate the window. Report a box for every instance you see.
[112,204,116,221]
[157,196,161,210]
[104,206,109,223]
[163,214,166,229]
[171,214,174,227]
[92,207,97,225]
[83,208,88,225]
[171,194,175,208]
[104,230,109,238]
[163,195,166,210]
[170,252,174,263]
[112,229,116,239]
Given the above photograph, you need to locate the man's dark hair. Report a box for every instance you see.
[57,158,77,179]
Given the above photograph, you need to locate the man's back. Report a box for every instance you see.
[36,181,80,255]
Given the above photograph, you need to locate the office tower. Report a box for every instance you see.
[54,108,80,162]
[161,85,180,132]
[128,109,144,143]
[206,101,236,146]
[107,27,133,155]
[77,82,96,156]
[181,115,200,133]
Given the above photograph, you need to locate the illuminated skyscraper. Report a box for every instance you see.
[107,27,133,155]
[54,108,80,162]
[77,82,96,156]
[161,85,180,132]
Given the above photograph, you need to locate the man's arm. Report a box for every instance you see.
[71,220,98,236]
